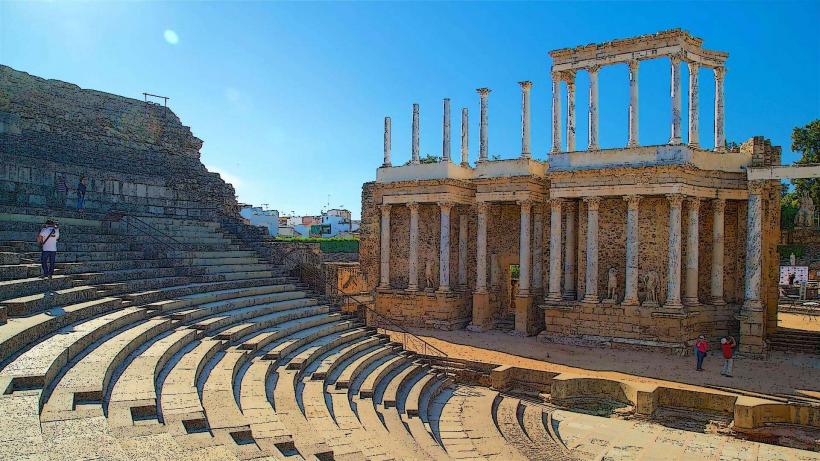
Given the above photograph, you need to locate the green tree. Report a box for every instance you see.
[791,119,820,204]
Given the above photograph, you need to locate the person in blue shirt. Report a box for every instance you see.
[77,176,87,212]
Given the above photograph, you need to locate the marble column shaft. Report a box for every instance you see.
[518,200,532,296]
[442,98,451,162]
[383,116,392,167]
[665,194,684,307]
[551,73,562,153]
[628,60,639,147]
[744,187,763,310]
[379,204,391,288]
[711,199,726,305]
[566,73,576,152]
[669,56,682,145]
[563,203,577,300]
[407,202,419,291]
[411,103,420,164]
[582,197,600,303]
[588,66,600,150]
[475,203,488,293]
[532,208,543,290]
[458,213,467,287]
[688,62,700,148]
[478,88,490,162]
[684,198,700,304]
[520,81,532,158]
[714,67,726,152]
[461,108,469,166]
[622,195,641,305]
[546,199,563,302]
[438,202,452,292]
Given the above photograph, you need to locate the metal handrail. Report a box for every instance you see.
[104,210,182,252]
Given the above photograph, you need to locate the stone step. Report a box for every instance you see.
[145,284,302,314]
[359,354,409,399]
[1,285,102,317]
[0,240,132,253]
[311,335,383,381]
[383,362,427,409]
[335,344,398,389]
[0,274,76,300]
[124,277,296,307]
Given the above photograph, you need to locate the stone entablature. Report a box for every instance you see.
[548,144,750,173]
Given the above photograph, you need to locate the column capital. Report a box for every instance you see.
[628,59,640,72]
[551,71,562,83]
[518,80,533,90]
[687,61,700,73]
[517,199,534,211]
[666,194,685,208]
[437,201,454,212]
[586,64,601,74]
[406,201,419,212]
[475,201,489,214]
[547,197,564,209]
[561,70,576,84]
[748,180,767,194]
[686,196,701,210]
[714,66,726,80]
[623,194,641,209]
[583,196,601,210]
[713,197,726,212]
[476,87,491,96]
[669,52,684,64]
[379,203,392,214]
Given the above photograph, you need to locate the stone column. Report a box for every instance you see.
[461,108,469,166]
[714,67,726,152]
[546,198,563,303]
[407,202,419,291]
[588,66,600,150]
[478,88,490,162]
[622,195,641,306]
[458,212,467,287]
[532,207,543,290]
[688,62,700,148]
[551,72,562,153]
[684,198,700,305]
[710,198,726,305]
[743,184,763,311]
[563,202,577,300]
[518,200,532,296]
[628,60,639,147]
[378,204,391,289]
[669,55,682,145]
[437,202,453,292]
[519,81,532,158]
[411,103,420,164]
[566,72,576,152]
[475,202,488,293]
[581,197,601,303]
[383,116,392,167]
[665,194,684,308]
[442,98,451,162]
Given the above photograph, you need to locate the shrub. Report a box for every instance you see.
[274,237,359,253]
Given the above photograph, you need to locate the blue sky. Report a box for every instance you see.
[2,2,818,219]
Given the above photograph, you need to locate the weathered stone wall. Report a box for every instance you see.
[0,65,239,219]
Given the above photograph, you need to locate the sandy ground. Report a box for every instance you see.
[385,327,820,399]
[779,311,820,332]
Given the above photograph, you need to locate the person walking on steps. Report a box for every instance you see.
[76,176,87,213]
[37,219,59,279]
[721,336,736,377]
[694,335,709,371]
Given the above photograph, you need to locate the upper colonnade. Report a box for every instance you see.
[549,29,728,153]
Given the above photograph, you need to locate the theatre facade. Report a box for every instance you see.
[359,30,781,356]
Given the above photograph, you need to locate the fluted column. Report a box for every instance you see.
[411,103,420,164]
[669,55,682,145]
[551,72,562,153]
[478,88,490,162]
[743,183,764,311]
[622,195,641,306]
[383,116,392,167]
[461,108,469,166]
[442,98,451,162]
[688,62,700,148]
[458,212,467,287]
[475,202,488,293]
[438,202,453,292]
[710,198,726,305]
[665,194,684,308]
[587,66,600,150]
[518,200,532,296]
[532,207,543,290]
[546,198,563,302]
[566,72,576,152]
[684,198,700,305]
[628,60,639,147]
[378,204,391,289]
[581,197,601,303]
[563,202,577,300]
[407,202,419,291]
[714,67,726,152]
[519,81,532,158]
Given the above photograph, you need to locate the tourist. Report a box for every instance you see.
[694,335,709,371]
[76,176,87,212]
[720,336,736,377]
[54,174,68,208]
[37,219,59,279]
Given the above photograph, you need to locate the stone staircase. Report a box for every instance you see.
[768,328,820,354]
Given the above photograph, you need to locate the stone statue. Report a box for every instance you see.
[790,252,797,266]
[796,191,815,227]
[605,267,618,302]
[424,259,435,291]
[490,253,499,288]
[641,271,660,307]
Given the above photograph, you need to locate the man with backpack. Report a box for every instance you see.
[37,219,60,279]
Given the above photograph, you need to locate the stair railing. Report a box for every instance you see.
[103,210,182,252]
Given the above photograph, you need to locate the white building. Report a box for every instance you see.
[240,206,280,237]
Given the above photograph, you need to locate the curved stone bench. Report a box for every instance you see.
[159,338,225,424]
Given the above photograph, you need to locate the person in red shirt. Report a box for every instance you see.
[694,335,709,371]
[721,336,736,377]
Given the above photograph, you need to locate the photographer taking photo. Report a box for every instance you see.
[37,219,60,279]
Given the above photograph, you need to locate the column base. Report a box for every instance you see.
[581,294,599,304]
[406,285,418,292]
[683,296,700,306]
[669,137,682,145]
[436,286,451,294]
[688,142,700,149]
[562,290,577,301]
[742,299,763,312]
[663,300,684,309]
[710,297,726,306]
[621,297,639,307]
[518,289,530,297]
[544,292,563,304]
[521,152,531,159]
